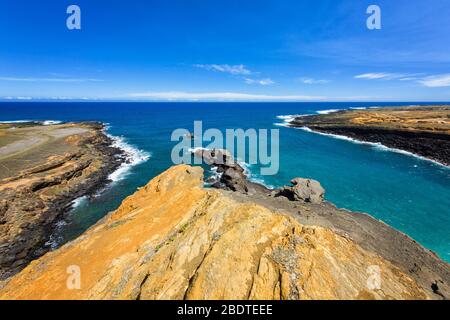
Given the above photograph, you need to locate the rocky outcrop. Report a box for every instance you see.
[193,148,325,205]
[192,148,270,195]
[0,165,447,300]
[0,122,125,279]
[274,178,325,204]
[289,106,450,166]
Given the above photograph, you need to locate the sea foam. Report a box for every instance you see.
[316,109,341,115]
[274,114,312,127]
[107,134,151,182]
[298,127,449,168]
[42,120,62,125]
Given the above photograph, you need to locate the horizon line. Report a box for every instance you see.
[1,99,450,104]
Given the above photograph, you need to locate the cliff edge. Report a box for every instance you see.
[289,106,450,166]
[0,122,124,279]
[1,165,446,300]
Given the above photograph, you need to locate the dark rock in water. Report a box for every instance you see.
[274,178,325,204]
[205,176,216,184]
[288,106,450,166]
[191,148,270,196]
[221,167,248,193]
[192,148,325,201]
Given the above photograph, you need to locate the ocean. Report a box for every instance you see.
[1,102,449,262]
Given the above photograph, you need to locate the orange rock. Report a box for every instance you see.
[0,165,429,300]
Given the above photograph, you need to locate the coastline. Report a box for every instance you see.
[43,126,152,250]
[298,126,450,168]
[1,164,448,299]
[0,111,448,298]
[195,151,450,298]
[0,121,134,279]
[279,105,450,168]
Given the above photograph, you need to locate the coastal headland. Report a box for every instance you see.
[0,159,448,299]
[0,121,125,279]
[288,106,450,166]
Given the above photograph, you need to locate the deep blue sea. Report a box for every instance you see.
[1,102,449,262]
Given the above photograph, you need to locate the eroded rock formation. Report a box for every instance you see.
[0,165,444,300]
[274,178,325,204]
[0,122,125,279]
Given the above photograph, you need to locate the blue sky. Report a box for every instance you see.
[1,0,449,101]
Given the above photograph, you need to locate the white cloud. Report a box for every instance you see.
[245,78,275,86]
[15,97,33,100]
[354,72,423,81]
[128,91,325,101]
[355,72,450,88]
[398,77,418,81]
[194,64,252,75]
[0,77,103,82]
[418,74,450,88]
[354,73,399,80]
[299,77,330,85]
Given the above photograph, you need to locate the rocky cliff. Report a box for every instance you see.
[289,106,450,166]
[0,122,124,279]
[1,165,447,300]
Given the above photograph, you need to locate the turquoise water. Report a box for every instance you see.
[1,102,449,261]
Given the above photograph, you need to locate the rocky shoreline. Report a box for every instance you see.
[1,163,448,299]
[0,122,448,299]
[193,148,449,299]
[193,148,325,203]
[288,106,450,167]
[300,126,449,166]
[0,122,126,279]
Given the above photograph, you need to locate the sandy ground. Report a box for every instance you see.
[0,122,124,280]
[0,124,90,180]
[292,105,450,133]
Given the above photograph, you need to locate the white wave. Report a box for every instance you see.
[0,119,62,125]
[273,122,290,127]
[276,114,311,122]
[204,166,223,186]
[237,160,275,189]
[71,195,88,209]
[106,133,151,182]
[316,109,341,115]
[298,127,449,168]
[42,120,62,125]
[45,196,87,250]
[349,107,367,110]
[274,114,313,127]
[276,115,295,122]
[299,126,314,132]
[188,147,208,153]
[44,218,69,250]
[248,174,275,189]
[0,119,33,123]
